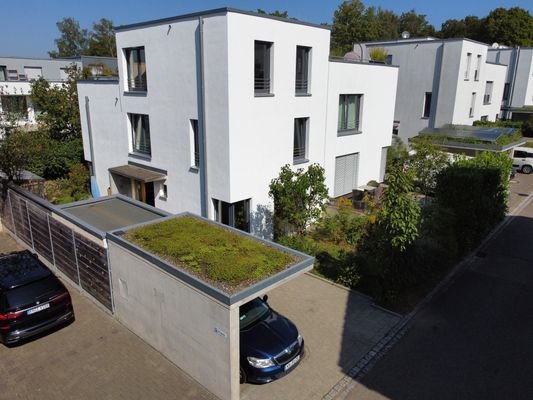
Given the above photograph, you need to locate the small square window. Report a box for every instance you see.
[338,94,362,133]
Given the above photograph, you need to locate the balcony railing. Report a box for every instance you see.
[128,76,147,92]
[295,79,309,94]
[254,78,270,93]
[293,146,306,162]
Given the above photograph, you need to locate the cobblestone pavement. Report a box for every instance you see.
[0,231,217,400]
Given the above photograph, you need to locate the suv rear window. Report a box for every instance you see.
[514,150,533,158]
[0,276,62,311]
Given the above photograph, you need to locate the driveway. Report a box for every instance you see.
[0,231,216,400]
[343,174,533,399]
[241,273,400,400]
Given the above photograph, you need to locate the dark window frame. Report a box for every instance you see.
[213,198,251,233]
[423,92,432,118]
[254,41,272,95]
[129,113,151,156]
[338,94,362,134]
[293,117,308,164]
[295,46,311,94]
[125,47,147,92]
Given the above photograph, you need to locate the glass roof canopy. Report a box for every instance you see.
[420,125,517,143]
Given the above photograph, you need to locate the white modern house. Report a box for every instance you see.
[487,46,533,119]
[363,37,507,143]
[78,8,398,238]
[0,56,117,127]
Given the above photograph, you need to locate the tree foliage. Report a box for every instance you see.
[0,130,48,182]
[49,17,116,58]
[269,164,329,237]
[399,9,436,37]
[257,9,289,18]
[408,138,449,197]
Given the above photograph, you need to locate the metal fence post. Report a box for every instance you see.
[7,190,16,236]
[71,231,81,286]
[25,200,35,250]
[47,214,57,271]
[104,239,115,313]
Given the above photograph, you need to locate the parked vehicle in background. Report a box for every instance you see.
[0,251,74,345]
[239,295,304,384]
[512,147,533,174]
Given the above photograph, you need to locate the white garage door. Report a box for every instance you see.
[334,153,359,197]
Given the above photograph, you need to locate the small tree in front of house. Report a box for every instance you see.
[269,164,329,238]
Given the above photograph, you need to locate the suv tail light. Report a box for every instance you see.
[0,310,23,330]
[51,291,71,305]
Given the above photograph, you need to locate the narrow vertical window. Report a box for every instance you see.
[469,92,476,118]
[0,66,6,81]
[293,118,308,164]
[474,55,482,81]
[190,119,200,168]
[465,52,472,80]
[295,46,310,94]
[129,113,151,155]
[483,81,493,104]
[338,94,362,133]
[423,92,432,118]
[254,41,272,94]
[125,47,147,91]
[503,83,510,101]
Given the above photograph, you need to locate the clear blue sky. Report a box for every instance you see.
[2,0,532,58]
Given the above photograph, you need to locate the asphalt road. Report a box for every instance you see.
[346,193,533,400]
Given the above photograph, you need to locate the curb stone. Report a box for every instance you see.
[323,191,533,400]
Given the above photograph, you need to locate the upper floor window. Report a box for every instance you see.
[254,41,272,95]
[129,113,151,156]
[483,81,493,104]
[474,55,482,81]
[293,117,308,164]
[423,92,432,118]
[0,66,6,81]
[125,47,147,92]
[338,94,362,134]
[295,46,311,94]
[190,119,200,168]
[465,52,472,80]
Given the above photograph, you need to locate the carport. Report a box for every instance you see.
[106,213,314,400]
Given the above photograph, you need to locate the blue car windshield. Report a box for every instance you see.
[240,298,270,330]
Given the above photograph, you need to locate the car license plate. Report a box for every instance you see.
[27,303,50,315]
[284,355,300,371]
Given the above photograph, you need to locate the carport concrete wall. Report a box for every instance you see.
[108,241,239,400]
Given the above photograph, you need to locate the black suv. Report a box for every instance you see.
[0,251,74,345]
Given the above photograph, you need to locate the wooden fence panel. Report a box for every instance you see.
[49,218,79,284]
[9,192,32,246]
[27,203,54,264]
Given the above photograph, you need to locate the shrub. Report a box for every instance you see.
[369,47,388,62]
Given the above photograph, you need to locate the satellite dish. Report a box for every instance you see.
[401,31,410,39]
[491,42,499,48]
[344,44,363,61]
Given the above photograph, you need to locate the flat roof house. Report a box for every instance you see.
[487,46,533,119]
[0,55,117,128]
[78,8,398,238]
[363,37,507,144]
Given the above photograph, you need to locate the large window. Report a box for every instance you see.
[293,117,308,164]
[295,46,310,94]
[338,94,362,133]
[484,81,493,104]
[213,198,251,232]
[190,119,200,168]
[254,41,272,94]
[423,92,432,118]
[125,47,147,92]
[129,113,151,156]
[1,95,28,119]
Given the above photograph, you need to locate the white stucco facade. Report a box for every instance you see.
[78,8,398,238]
[364,38,508,143]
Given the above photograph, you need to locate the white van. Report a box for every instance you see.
[512,147,533,174]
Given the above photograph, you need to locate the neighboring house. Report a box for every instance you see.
[363,37,506,143]
[77,7,398,238]
[0,56,117,127]
[487,46,533,119]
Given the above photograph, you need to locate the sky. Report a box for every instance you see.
[2,0,532,58]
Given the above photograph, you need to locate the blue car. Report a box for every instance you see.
[239,295,304,384]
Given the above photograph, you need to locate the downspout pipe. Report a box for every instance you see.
[85,96,100,198]
[198,16,209,218]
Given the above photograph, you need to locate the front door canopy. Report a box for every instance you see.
[109,165,166,183]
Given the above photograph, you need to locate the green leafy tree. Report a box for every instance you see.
[386,136,409,172]
[87,18,116,57]
[0,130,48,182]
[376,8,400,40]
[48,18,89,58]
[269,164,329,237]
[439,16,486,42]
[408,138,449,197]
[379,165,421,251]
[330,0,368,55]
[399,10,436,37]
[30,66,82,141]
[484,7,533,46]
[257,9,289,18]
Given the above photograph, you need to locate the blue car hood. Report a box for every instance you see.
[240,310,298,359]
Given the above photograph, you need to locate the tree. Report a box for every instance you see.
[331,0,368,55]
[48,18,89,58]
[269,164,329,237]
[386,136,409,172]
[408,138,449,197]
[376,8,400,40]
[379,165,420,251]
[0,130,48,182]
[484,7,533,46]
[257,9,289,18]
[30,66,82,141]
[399,10,436,37]
[87,18,116,57]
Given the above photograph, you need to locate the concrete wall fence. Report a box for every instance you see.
[0,184,113,311]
